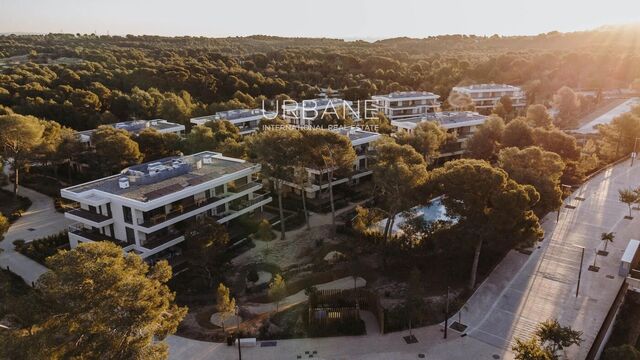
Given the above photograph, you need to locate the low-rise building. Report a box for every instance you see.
[371,91,441,121]
[61,151,271,259]
[190,109,278,136]
[282,98,360,126]
[77,119,185,146]
[451,84,526,110]
[282,127,380,201]
[393,111,487,161]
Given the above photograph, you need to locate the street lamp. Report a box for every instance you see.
[631,137,640,166]
[443,286,450,339]
[235,306,242,360]
[573,245,585,298]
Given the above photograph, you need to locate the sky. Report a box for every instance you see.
[1,0,640,39]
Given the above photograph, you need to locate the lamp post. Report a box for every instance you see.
[443,286,450,339]
[235,306,242,360]
[631,137,640,166]
[574,245,585,298]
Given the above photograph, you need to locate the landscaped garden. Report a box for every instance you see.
[14,231,69,265]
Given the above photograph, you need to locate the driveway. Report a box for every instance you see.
[0,184,71,284]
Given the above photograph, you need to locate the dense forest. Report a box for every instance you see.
[1,25,640,131]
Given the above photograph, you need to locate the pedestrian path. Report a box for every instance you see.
[0,184,71,284]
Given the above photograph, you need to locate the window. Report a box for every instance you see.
[215,185,224,195]
[125,227,135,244]
[123,206,133,224]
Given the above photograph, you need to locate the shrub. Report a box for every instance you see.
[15,231,69,265]
[247,268,259,283]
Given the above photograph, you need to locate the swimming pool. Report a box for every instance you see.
[377,197,454,235]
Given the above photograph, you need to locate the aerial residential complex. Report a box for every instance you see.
[370,91,441,121]
[281,127,380,200]
[76,119,185,146]
[282,98,360,126]
[190,108,278,135]
[393,111,487,161]
[451,84,527,110]
[60,151,271,260]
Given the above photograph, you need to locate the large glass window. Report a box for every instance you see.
[123,206,133,224]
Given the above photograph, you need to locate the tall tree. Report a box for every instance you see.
[396,121,448,163]
[405,267,425,336]
[248,128,301,240]
[526,104,553,128]
[91,126,142,175]
[502,117,535,149]
[466,115,505,161]
[0,114,44,197]
[430,159,542,289]
[303,129,357,232]
[183,217,230,288]
[372,139,428,243]
[135,128,182,162]
[554,86,581,128]
[4,242,186,360]
[498,146,565,216]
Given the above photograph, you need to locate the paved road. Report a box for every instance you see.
[0,184,71,284]
[575,97,640,134]
[168,159,639,360]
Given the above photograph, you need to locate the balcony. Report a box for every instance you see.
[140,231,184,251]
[229,194,271,211]
[65,208,114,227]
[69,224,127,246]
[138,182,262,228]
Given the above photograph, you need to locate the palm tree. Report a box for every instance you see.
[601,232,615,253]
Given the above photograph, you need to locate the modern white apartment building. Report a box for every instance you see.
[282,98,360,126]
[61,151,271,259]
[371,91,441,121]
[190,109,278,136]
[282,127,380,200]
[451,84,526,110]
[76,119,185,145]
[393,111,487,161]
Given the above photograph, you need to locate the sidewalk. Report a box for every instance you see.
[0,184,71,284]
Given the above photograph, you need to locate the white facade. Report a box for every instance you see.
[282,98,360,126]
[190,109,278,135]
[61,151,271,259]
[76,119,185,145]
[371,91,441,121]
[393,111,487,160]
[282,127,380,199]
[451,84,526,110]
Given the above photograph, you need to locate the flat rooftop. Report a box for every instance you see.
[283,98,352,109]
[394,111,486,128]
[454,84,522,91]
[333,127,380,145]
[63,152,256,203]
[191,109,277,123]
[374,91,440,99]
[77,119,184,139]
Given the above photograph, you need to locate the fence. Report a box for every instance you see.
[308,288,385,334]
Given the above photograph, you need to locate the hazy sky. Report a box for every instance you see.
[1,0,639,39]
